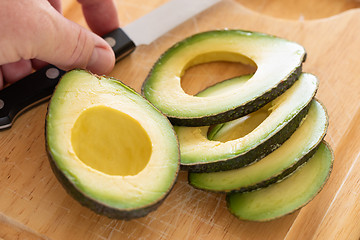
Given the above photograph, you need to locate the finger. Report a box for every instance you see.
[0,0,115,75]
[48,0,62,13]
[78,0,119,36]
[29,1,60,71]
[48,16,115,74]
[31,59,48,70]
[0,67,4,89]
[48,20,115,75]
[2,59,33,84]
[32,3,115,74]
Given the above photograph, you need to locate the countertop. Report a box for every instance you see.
[1,0,360,239]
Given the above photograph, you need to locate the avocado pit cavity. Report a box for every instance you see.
[71,106,152,176]
[181,52,257,96]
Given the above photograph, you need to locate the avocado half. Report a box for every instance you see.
[45,70,180,219]
[142,30,306,126]
[188,99,328,192]
[176,73,318,172]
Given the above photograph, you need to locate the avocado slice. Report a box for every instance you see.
[45,70,180,219]
[142,30,306,126]
[188,99,328,192]
[226,142,333,222]
[176,73,318,172]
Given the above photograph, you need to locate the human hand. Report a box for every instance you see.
[0,0,119,89]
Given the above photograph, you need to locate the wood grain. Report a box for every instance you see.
[0,213,49,240]
[1,0,359,239]
[237,0,360,20]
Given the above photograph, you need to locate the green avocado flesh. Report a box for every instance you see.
[188,100,328,192]
[142,30,306,126]
[226,142,333,222]
[45,70,179,219]
[176,73,318,172]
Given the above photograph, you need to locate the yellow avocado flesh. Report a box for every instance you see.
[71,106,152,176]
[212,105,271,142]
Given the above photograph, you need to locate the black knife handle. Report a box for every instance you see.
[103,28,136,61]
[0,28,135,129]
[0,65,65,129]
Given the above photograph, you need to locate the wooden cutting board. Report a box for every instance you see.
[1,0,360,239]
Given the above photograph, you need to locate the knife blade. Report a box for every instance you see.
[0,0,220,129]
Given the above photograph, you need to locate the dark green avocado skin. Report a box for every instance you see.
[168,66,302,126]
[45,142,178,220]
[181,100,312,173]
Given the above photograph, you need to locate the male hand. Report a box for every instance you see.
[0,0,119,89]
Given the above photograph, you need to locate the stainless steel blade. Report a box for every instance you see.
[122,0,221,46]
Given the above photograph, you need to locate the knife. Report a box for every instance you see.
[0,0,220,129]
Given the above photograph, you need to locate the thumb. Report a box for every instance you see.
[29,3,115,75]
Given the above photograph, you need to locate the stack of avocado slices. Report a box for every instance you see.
[45,29,333,221]
[142,30,333,222]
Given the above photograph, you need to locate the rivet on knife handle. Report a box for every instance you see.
[103,28,136,61]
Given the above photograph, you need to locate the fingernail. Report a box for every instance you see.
[87,46,115,75]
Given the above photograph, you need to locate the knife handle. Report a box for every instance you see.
[0,28,135,129]
[103,28,136,61]
[0,65,65,129]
